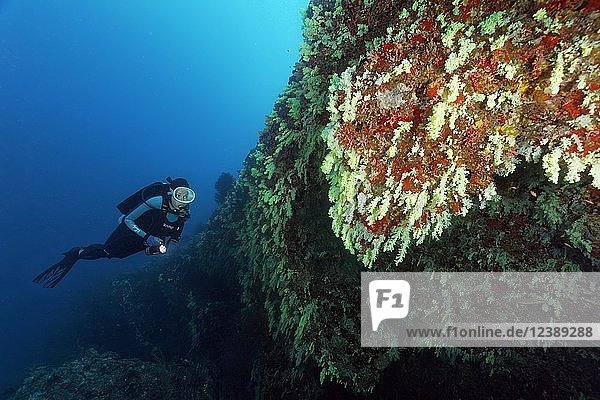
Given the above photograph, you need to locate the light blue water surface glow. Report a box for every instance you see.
[0,0,305,388]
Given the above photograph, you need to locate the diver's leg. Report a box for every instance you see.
[103,223,146,259]
[77,221,142,260]
[34,223,146,287]
[33,220,145,287]
[77,244,111,260]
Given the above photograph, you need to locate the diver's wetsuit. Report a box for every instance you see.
[33,195,186,288]
[79,195,185,260]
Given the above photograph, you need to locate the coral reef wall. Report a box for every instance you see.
[178,0,599,397]
[21,1,597,399]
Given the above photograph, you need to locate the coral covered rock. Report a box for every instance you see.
[10,349,209,400]
[321,0,599,265]
[214,172,236,205]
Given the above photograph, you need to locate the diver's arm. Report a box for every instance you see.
[123,196,163,238]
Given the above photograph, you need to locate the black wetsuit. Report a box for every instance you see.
[34,181,190,288]
[79,195,185,259]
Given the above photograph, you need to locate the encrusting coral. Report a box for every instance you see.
[321,0,599,266]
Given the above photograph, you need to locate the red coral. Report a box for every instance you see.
[421,18,435,31]
[412,34,427,43]
[427,78,445,100]
[562,91,586,119]
[584,0,600,12]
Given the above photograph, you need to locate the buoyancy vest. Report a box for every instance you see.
[132,201,185,239]
[117,182,189,239]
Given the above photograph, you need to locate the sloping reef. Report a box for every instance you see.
[13,0,599,399]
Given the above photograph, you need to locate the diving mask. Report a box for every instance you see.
[173,187,196,204]
[170,186,195,215]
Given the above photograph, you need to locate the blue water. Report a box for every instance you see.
[0,0,305,388]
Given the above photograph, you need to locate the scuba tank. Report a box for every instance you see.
[116,181,170,215]
[116,177,191,219]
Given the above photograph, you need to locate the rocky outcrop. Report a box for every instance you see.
[10,349,210,400]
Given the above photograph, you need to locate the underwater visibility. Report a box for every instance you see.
[1,0,599,399]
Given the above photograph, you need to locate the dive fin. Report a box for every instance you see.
[33,247,81,288]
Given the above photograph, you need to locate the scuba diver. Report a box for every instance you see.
[33,177,195,288]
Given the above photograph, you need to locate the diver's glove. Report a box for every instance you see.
[144,235,163,247]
